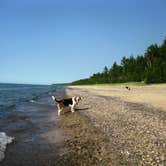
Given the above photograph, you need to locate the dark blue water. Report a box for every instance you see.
[0,83,60,114]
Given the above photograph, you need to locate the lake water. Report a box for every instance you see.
[0,83,63,163]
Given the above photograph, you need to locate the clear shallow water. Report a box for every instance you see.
[0,83,61,114]
[0,83,64,163]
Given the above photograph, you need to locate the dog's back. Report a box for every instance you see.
[52,96,73,107]
[62,98,73,106]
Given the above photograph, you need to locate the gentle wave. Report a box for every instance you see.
[0,83,58,114]
[0,132,14,162]
[0,104,16,111]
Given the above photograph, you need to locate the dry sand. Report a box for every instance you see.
[66,84,166,165]
[70,84,166,111]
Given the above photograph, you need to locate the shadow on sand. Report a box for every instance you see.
[62,107,90,115]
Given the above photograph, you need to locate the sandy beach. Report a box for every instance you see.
[65,84,166,165]
[69,84,166,110]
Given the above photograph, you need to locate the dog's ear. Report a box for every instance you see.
[51,96,55,100]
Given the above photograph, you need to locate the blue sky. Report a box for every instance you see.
[0,0,166,84]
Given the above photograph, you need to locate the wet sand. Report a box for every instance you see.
[57,103,114,165]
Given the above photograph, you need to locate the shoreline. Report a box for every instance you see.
[57,90,114,165]
[1,84,166,165]
[0,86,115,166]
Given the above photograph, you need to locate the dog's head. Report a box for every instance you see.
[51,96,62,103]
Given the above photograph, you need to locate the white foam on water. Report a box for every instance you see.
[0,132,14,162]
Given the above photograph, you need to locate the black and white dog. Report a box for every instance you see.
[51,96,81,116]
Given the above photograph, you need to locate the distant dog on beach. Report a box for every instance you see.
[51,96,81,116]
[125,86,131,91]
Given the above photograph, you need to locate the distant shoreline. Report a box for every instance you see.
[70,81,166,86]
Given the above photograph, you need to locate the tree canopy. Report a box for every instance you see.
[72,38,166,85]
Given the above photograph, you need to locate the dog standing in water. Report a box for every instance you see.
[51,96,81,116]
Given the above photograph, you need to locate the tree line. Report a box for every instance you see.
[72,38,166,85]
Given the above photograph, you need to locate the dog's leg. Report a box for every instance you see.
[71,105,75,113]
[71,97,77,113]
[69,104,74,113]
[57,103,63,116]
[58,109,62,116]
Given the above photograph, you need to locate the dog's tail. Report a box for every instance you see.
[51,96,62,102]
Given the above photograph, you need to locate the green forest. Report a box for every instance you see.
[72,38,166,85]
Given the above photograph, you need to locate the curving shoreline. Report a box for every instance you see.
[1,84,166,165]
